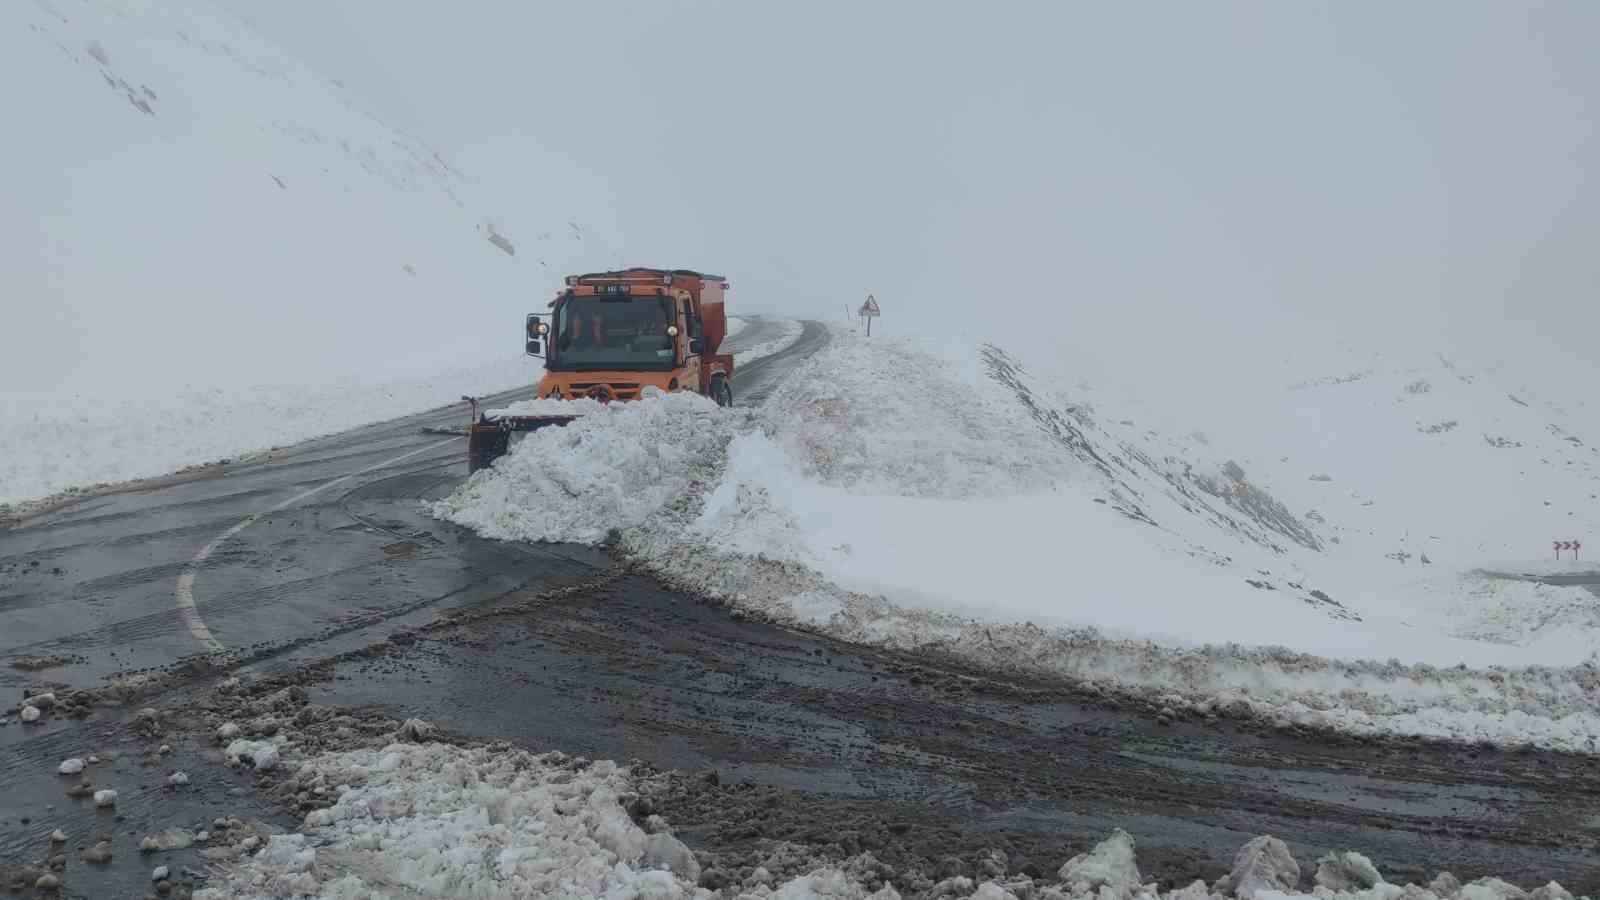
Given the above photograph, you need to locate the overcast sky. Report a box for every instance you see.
[216,0,1598,386]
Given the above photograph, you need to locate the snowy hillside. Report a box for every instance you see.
[437,329,1600,751]
[1,0,613,506]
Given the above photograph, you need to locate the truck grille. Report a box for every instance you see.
[569,382,642,401]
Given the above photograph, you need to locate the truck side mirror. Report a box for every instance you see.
[689,338,704,354]
[526,339,543,357]
[527,314,548,339]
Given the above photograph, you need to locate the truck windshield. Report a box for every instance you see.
[550,295,676,370]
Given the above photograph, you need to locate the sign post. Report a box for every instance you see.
[858,294,881,336]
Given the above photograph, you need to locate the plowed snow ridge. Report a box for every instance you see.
[435,328,1600,753]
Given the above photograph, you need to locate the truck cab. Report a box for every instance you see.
[526,268,734,406]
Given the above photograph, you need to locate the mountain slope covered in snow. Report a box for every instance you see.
[2,0,611,506]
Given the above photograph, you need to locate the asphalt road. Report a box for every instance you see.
[722,318,830,407]
[2,320,1597,897]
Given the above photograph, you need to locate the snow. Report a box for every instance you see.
[484,396,607,419]
[226,739,281,771]
[1058,830,1141,892]
[19,706,41,723]
[726,316,750,339]
[93,789,118,807]
[1314,853,1383,892]
[438,328,1600,751]
[1230,837,1300,900]
[194,740,899,900]
[433,391,740,544]
[0,0,612,508]
[57,758,84,775]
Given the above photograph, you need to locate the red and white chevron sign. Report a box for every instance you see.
[1554,540,1583,559]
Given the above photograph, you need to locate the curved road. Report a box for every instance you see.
[2,320,1597,897]
[722,317,829,407]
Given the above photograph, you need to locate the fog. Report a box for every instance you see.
[204,1,1600,392]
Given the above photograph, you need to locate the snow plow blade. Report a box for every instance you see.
[467,414,579,473]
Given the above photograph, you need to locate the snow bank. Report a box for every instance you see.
[434,390,740,545]
[194,741,899,900]
[436,330,1600,751]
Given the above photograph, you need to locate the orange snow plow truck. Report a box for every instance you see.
[466,267,735,472]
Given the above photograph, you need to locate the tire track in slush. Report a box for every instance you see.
[174,437,460,651]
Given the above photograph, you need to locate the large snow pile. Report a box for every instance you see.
[1,0,609,507]
[434,391,740,545]
[437,330,1600,751]
[194,741,899,900]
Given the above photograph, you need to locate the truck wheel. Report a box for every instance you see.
[710,375,733,408]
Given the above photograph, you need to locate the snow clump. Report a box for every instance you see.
[225,739,280,770]
[433,390,739,544]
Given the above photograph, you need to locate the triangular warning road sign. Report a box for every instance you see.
[859,294,880,316]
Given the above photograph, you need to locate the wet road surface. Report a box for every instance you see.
[311,572,1600,891]
[723,318,829,407]
[3,320,1598,896]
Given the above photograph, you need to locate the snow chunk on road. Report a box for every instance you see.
[1059,829,1141,893]
[641,832,701,883]
[1231,836,1300,899]
[225,739,280,771]
[93,789,117,807]
[1315,851,1384,891]
[434,390,738,544]
[57,758,84,775]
